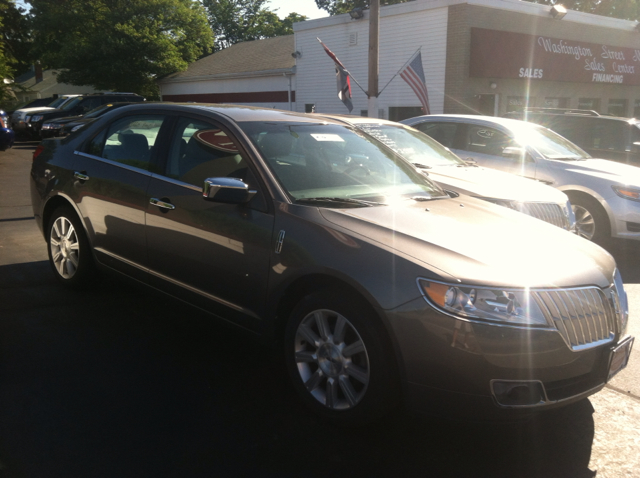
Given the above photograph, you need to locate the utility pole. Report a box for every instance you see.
[367,0,379,118]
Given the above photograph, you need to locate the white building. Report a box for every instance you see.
[158,0,640,120]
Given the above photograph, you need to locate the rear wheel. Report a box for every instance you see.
[47,207,95,288]
[284,290,399,426]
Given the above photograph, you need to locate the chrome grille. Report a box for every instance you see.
[533,288,616,351]
[518,202,569,229]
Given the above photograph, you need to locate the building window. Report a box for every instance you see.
[507,96,534,113]
[544,97,569,108]
[578,98,600,112]
[608,99,627,117]
[305,104,315,113]
[389,106,423,122]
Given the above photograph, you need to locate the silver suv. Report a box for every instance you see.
[403,114,640,243]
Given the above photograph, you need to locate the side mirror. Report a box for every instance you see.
[502,146,532,162]
[203,177,257,204]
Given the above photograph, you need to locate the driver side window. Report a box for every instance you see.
[463,125,514,157]
[166,117,247,187]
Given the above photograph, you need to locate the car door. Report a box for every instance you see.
[72,113,167,281]
[451,123,537,180]
[145,115,275,330]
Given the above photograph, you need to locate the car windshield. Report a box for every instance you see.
[353,122,468,167]
[47,97,68,108]
[512,124,590,160]
[84,104,111,118]
[60,97,84,111]
[240,121,447,205]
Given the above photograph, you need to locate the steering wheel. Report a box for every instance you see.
[344,164,370,176]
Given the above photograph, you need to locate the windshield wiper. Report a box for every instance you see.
[411,194,449,201]
[412,162,432,170]
[295,197,386,207]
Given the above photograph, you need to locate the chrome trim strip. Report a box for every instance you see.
[95,247,260,320]
[149,173,202,193]
[74,151,154,177]
[147,268,261,320]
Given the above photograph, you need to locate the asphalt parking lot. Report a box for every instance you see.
[1,141,639,478]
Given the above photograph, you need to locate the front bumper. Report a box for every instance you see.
[387,297,632,419]
[605,193,640,240]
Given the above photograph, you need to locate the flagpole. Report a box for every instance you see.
[377,47,422,97]
[316,37,368,95]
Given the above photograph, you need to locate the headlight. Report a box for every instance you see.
[418,279,548,326]
[42,123,58,130]
[612,185,640,202]
[31,115,43,122]
[612,268,629,335]
[25,115,31,122]
[564,199,577,232]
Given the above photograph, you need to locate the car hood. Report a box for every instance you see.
[13,107,55,119]
[552,158,640,186]
[45,115,81,124]
[428,165,567,203]
[320,196,613,289]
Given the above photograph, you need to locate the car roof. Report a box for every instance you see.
[114,103,347,125]
[403,114,540,130]
[509,111,640,125]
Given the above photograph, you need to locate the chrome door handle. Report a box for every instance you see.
[149,198,175,210]
[74,171,90,181]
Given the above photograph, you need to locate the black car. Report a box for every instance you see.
[29,103,633,425]
[27,93,145,138]
[41,102,140,138]
[505,108,640,166]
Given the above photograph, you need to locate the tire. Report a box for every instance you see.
[569,194,610,244]
[47,206,96,288]
[284,289,400,426]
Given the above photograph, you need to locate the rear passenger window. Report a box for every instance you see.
[415,122,457,148]
[97,115,165,171]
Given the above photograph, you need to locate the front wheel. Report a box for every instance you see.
[47,206,95,288]
[570,195,610,244]
[284,290,400,425]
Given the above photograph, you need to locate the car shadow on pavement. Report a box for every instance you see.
[0,260,597,478]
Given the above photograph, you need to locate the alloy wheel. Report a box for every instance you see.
[293,309,370,410]
[49,216,80,279]
[572,204,595,241]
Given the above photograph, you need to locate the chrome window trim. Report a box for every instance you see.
[74,151,154,177]
[148,173,202,193]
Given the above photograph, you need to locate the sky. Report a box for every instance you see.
[266,0,326,19]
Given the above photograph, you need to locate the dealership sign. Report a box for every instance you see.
[470,28,640,85]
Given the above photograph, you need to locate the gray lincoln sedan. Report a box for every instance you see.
[30,103,634,425]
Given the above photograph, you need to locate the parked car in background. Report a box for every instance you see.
[27,93,145,138]
[316,114,575,232]
[41,102,142,138]
[30,103,633,425]
[403,114,640,244]
[11,95,79,136]
[0,114,15,151]
[504,108,640,167]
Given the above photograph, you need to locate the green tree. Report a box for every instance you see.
[315,0,408,16]
[1,0,33,104]
[28,0,214,98]
[201,0,306,51]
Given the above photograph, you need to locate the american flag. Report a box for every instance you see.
[400,51,430,114]
[318,38,353,113]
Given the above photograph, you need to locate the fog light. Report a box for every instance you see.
[491,380,546,407]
